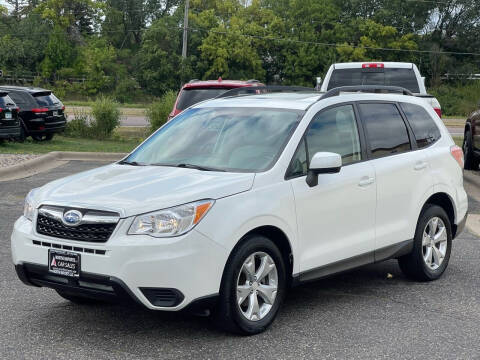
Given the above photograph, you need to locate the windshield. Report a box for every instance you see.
[176,88,232,110]
[327,68,420,93]
[33,92,61,107]
[126,107,303,172]
[0,94,15,107]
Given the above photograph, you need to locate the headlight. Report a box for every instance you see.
[128,200,214,237]
[23,189,37,221]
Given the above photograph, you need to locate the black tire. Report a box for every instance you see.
[398,204,452,281]
[32,134,47,141]
[16,122,26,143]
[56,290,103,305]
[463,130,479,170]
[214,235,287,335]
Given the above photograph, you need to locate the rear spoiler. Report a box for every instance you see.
[32,91,52,97]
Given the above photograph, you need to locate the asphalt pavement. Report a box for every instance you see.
[1,161,480,359]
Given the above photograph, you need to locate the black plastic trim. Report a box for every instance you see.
[140,287,185,307]
[374,239,413,262]
[292,239,414,285]
[453,211,468,239]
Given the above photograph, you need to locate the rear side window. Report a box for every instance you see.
[0,94,15,107]
[400,102,441,148]
[33,92,60,107]
[7,92,28,106]
[176,88,231,110]
[328,68,420,93]
[359,103,411,159]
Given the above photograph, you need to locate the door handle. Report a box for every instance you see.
[358,176,374,187]
[414,161,428,171]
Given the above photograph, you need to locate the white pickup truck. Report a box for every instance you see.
[320,62,442,117]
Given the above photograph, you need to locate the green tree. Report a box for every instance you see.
[135,17,182,96]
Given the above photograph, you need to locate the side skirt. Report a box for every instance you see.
[292,239,413,286]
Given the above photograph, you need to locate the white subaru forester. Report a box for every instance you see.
[11,87,468,335]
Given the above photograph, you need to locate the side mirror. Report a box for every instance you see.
[306,152,342,187]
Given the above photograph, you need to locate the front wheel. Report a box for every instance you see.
[214,235,287,335]
[398,204,452,281]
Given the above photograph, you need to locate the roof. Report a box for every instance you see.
[0,85,51,93]
[183,79,263,89]
[193,91,432,111]
[195,92,322,110]
[333,62,414,69]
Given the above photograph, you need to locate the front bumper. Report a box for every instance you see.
[11,216,228,311]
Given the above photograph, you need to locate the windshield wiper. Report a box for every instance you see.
[118,160,144,166]
[177,163,225,172]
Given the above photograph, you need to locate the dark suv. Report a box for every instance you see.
[0,91,21,141]
[0,86,66,141]
[463,104,480,170]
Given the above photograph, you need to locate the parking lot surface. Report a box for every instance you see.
[1,162,480,359]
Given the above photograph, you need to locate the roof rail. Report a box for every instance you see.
[216,85,316,99]
[320,85,413,100]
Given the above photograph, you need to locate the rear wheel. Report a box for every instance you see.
[463,130,479,170]
[214,235,286,335]
[398,204,452,281]
[16,121,26,143]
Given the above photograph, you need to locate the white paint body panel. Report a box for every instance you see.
[11,92,466,311]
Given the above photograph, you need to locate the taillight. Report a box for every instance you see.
[61,105,65,111]
[362,63,384,68]
[0,108,2,113]
[450,145,464,169]
[434,108,442,118]
[32,108,49,114]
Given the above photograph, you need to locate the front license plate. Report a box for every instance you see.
[5,112,12,119]
[48,249,80,277]
[52,110,58,116]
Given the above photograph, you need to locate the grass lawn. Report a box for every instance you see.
[0,135,139,154]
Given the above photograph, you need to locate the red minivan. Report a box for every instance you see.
[168,78,263,120]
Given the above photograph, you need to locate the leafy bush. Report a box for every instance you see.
[115,78,140,103]
[430,82,480,117]
[146,90,177,133]
[90,96,121,139]
[64,109,91,138]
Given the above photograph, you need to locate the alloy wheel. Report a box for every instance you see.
[236,251,278,321]
[422,217,448,270]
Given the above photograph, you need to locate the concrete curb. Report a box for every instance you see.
[0,151,127,182]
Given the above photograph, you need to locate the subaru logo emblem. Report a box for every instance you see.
[62,210,82,227]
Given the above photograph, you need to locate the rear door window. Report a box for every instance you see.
[400,102,441,148]
[33,92,61,107]
[328,68,420,93]
[359,103,411,159]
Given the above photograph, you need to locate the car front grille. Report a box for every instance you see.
[36,206,119,243]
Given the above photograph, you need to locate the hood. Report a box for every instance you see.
[33,164,255,217]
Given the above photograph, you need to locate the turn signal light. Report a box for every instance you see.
[450,145,464,169]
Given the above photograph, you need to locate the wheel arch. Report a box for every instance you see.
[423,192,457,237]
[223,225,295,287]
